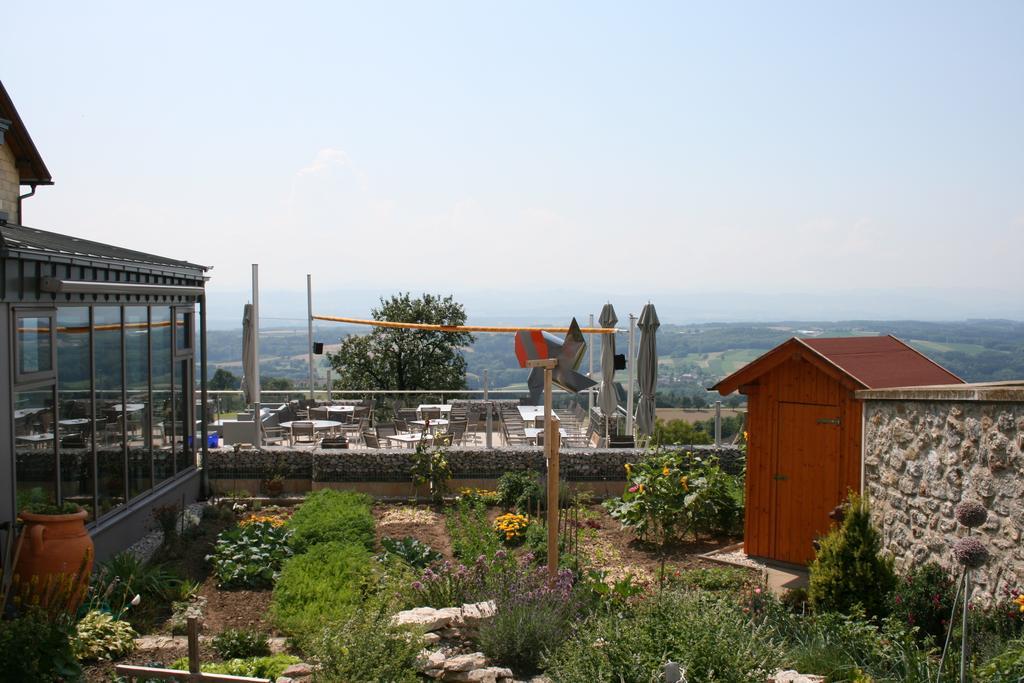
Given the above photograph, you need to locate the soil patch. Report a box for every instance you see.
[375,504,453,560]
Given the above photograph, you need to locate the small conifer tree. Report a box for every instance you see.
[808,492,896,619]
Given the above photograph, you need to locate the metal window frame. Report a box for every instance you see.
[12,307,57,384]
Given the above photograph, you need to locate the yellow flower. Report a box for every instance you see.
[638,484,645,494]
[743,430,749,441]
[662,466,671,477]
[679,476,689,490]
[1015,593,1024,613]
[624,463,632,476]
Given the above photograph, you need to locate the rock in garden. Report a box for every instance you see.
[771,671,825,683]
[280,662,315,678]
[443,652,490,672]
[423,631,442,644]
[393,606,458,631]
[416,649,446,671]
[459,600,497,627]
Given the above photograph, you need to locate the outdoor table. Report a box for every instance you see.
[325,405,355,415]
[517,405,560,427]
[279,420,342,433]
[112,403,145,413]
[411,418,449,428]
[386,433,433,448]
[416,404,452,416]
[59,418,92,426]
[14,407,44,420]
[524,427,567,443]
[16,433,54,449]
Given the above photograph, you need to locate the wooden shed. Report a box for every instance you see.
[712,335,963,565]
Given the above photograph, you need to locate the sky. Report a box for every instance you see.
[4,2,1023,325]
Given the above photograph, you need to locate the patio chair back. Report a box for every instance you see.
[291,421,316,444]
[448,419,467,444]
[362,431,381,448]
[420,407,442,421]
[309,407,330,421]
[376,423,397,439]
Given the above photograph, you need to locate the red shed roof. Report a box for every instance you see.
[713,335,964,395]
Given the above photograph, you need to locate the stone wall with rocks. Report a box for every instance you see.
[860,387,1024,603]
[205,444,744,483]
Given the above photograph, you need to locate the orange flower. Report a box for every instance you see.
[1015,593,1024,613]
[679,476,689,490]
[662,466,671,477]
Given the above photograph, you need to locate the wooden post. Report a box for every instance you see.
[187,616,201,678]
[527,358,559,578]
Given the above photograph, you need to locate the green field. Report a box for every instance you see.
[907,339,990,357]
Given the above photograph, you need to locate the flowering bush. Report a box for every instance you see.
[603,450,743,545]
[240,513,287,528]
[71,609,137,662]
[888,562,956,644]
[409,554,501,608]
[494,513,530,544]
[459,488,500,506]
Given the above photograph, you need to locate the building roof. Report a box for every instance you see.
[0,80,53,186]
[0,221,208,276]
[712,335,965,395]
[856,380,1024,402]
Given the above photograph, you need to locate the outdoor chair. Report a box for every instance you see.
[362,431,381,448]
[290,421,317,445]
[395,418,412,433]
[433,432,454,447]
[609,434,635,448]
[264,425,288,446]
[398,408,418,423]
[376,424,397,440]
[420,407,442,421]
[309,407,329,421]
[448,419,467,445]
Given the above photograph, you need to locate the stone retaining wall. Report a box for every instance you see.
[205,444,744,483]
[860,385,1024,603]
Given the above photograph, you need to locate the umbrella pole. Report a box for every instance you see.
[626,314,636,436]
[252,264,262,448]
[587,313,595,415]
[527,358,559,578]
[307,274,315,402]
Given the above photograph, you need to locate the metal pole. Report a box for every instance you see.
[525,358,560,578]
[483,369,492,449]
[252,264,262,448]
[625,314,636,435]
[960,568,970,683]
[587,313,595,414]
[199,293,209,499]
[714,400,722,446]
[307,274,315,402]
[326,368,332,403]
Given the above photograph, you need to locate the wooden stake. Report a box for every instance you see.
[528,358,559,578]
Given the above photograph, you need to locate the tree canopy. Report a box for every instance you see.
[326,293,474,392]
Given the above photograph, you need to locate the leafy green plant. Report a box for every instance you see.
[71,609,137,662]
[305,602,423,682]
[446,497,501,561]
[410,555,495,608]
[889,562,956,644]
[545,589,780,683]
[808,493,895,620]
[603,450,743,546]
[980,638,1024,682]
[410,443,453,504]
[270,541,378,635]
[0,607,82,682]
[211,628,271,660]
[379,536,442,569]
[206,520,294,589]
[669,566,754,593]
[170,654,300,679]
[579,569,647,612]
[16,487,81,515]
[286,490,375,553]
[89,552,181,627]
[497,470,543,512]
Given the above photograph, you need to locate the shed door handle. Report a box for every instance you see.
[817,418,840,425]
[773,474,788,481]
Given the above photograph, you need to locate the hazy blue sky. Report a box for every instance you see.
[4,2,1022,321]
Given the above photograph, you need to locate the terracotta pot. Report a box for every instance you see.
[14,510,94,612]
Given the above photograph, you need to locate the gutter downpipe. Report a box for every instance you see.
[199,292,210,499]
[17,184,37,224]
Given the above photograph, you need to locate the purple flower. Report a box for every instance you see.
[494,550,507,560]
[955,501,988,529]
[411,581,423,591]
[953,537,990,568]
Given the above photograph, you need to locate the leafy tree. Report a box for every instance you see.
[262,377,294,391]
[327,293,473,391]
[209,368,240,390]
[651,419,712,446]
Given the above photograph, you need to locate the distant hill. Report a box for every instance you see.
[203,319,1024,406]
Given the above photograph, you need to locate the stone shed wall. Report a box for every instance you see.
[862,397,1024,603]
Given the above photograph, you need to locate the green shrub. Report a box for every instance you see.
[497,470,542,512]
[72,609,137,662]
[379,536,442,569]
[286,490,375,553]
[0,607,82,682]
[270,541,378,635]
[808,493,895,620]
[669,566,753,593]
[889,562,956,644]
[171,654,299,679]
[446,497,501,562]
[980,638,1024,682]
[477,563,578,674]
[211,628,271,659]
[545,589,780,682]
[206,520,294,589]
[603,450,743,545]
[305,603,423,682]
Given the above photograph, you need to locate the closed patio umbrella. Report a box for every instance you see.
[598,304,618,419]
[241,304,262,445]
[634,303,660,437]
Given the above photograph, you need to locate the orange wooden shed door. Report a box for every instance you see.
[773,402,842,564]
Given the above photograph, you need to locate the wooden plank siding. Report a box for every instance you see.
[740,355,862,563]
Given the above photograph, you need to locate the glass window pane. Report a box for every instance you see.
[18,315,53,375]
[14,386,56,512]
[152,307,174,483]
[57,307,95,521]
[175,310,192,352]
[175,359,193,473]
[95,307,125,516]
[126,306,151,498]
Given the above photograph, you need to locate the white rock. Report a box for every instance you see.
[392,606,457,631]
[443,652,490,672]
[423,632,442,644]
[460,600,497,627]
